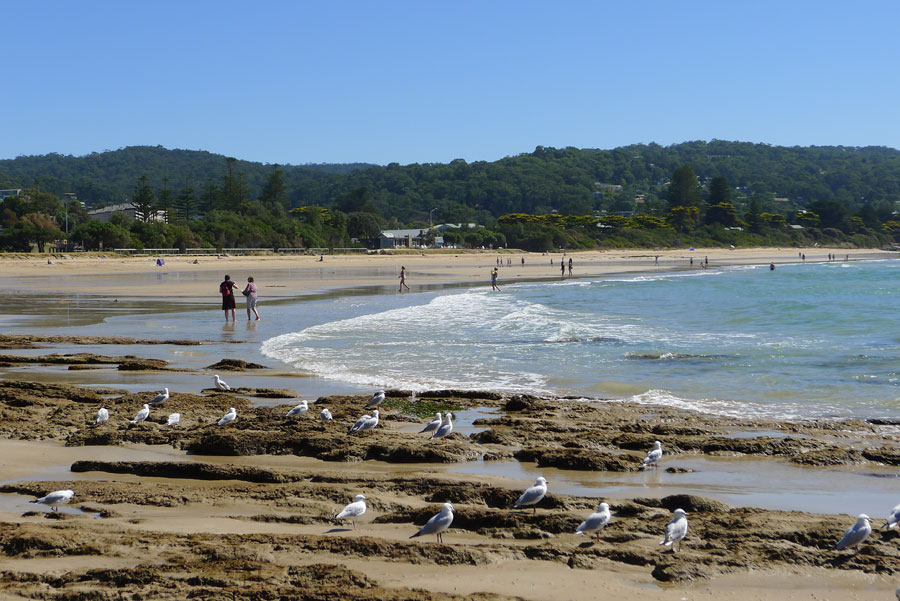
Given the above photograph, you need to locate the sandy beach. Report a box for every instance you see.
[1,248,900,601]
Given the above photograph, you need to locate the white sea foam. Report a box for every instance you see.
[624,389,850,421]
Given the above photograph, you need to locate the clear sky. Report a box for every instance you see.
[3,1,899,166]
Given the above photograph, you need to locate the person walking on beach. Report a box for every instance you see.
[219,275,237,322]
[561,261,566,278]
[491,267,501,291]
[568,257,573,276]
[399,266,410,292]
[243,276,260,321]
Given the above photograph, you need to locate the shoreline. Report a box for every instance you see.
[0,247,893,299]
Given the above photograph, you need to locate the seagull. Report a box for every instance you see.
[131,404,150,425]
[334,494,366,529]
[575,502,612,541]
[95,407,109,426]
[214,375,231,391]
[366,390,386,409]
[430,412,453,440]
[514,477,549,514]
[885,504,900,530]
[643,441,663,469]
[320,408,333,421]
[286,401,308,418]
[410,503,454,544]
[834,514,872,554]
[31,489,75,511]
[419,412,442,435]
[166,413,181,426]
[217,407,237,427]
[349,409,379,434]
[660,508,688,552]
[349,413,371,434]
[148,388,169,405]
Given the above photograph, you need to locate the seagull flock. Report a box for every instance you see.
[45,383,897,582]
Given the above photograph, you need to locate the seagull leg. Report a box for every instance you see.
[532,506,537,515]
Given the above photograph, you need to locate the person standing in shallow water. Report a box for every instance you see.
[219,275,237,322]
[399,266,410,292]
[491,267,501,291]
[243,276,260,321]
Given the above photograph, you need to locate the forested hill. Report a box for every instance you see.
[2,141,900,223]
[0,146,374,207]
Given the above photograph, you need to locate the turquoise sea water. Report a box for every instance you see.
[261,260,900,420]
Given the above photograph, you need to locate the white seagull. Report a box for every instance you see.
[148,387,170,405]
[410,502,454,544]
[217,407,237,427]
[320,408,333,421]
[334,494,367,529]
[575,502,612,541]
[366,390,386,409]
[214,375,231,391]
[349,409,379,434]
[419,412,442,435]
[885,503,900,530]
[31,489,75,511]
[286,401,308,418]
[95,407,109,425]
[834,514,872,554]
[430,412,454,441]
[660,508,688,552]
[514,476,549,514]
[166,413,181,426]
[131,404,150,425]
[643,441,663,469]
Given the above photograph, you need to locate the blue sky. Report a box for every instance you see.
[3,1,899,165]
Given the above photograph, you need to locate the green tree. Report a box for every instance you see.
[199,178,220,215]
[222,157,249,213]
[704,202,738,227]
[259,164,288,216]
[131,175,156,223]
[176,183,196,223]
[744,198,763,233]
[157,177,174,223]
[346,211,385,240]
[70,220,133,250]
[667,164,700,208]
[665,205,700,234]
[707,176,731,206]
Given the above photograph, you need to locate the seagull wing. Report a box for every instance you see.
[411,510,453,538]
[514,484,546,508]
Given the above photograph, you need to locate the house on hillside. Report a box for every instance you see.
[87,203,166,223]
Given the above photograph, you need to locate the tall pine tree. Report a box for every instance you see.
[667,164,700,208]
[131,175,156,223]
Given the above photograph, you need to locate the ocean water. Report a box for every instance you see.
[261,260,900,420]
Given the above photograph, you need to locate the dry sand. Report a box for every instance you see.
[1,248,900,600]
[1,247,892,298]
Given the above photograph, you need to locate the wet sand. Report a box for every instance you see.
[1,249,900,600]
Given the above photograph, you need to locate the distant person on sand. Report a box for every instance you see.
[243,276,260,321]
[568,257,573,276]
[399,266,410,292]
[219,275,237,322]
[491,268,501,291]
[560,261,566,278]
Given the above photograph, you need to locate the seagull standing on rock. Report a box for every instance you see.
[131,404,150,425]
[320,408,333,421]
[286,401,308,418]
[334,494,366,529]
[31,489,75,511]
[575,502,611,541]
[885,504,900,530]
[366,390,386,409]
[95,407,109,426]
[410,503,454,544]
[218,407,237,427]
[148,388,169,405]
[430,412,453,441]
[514,477,549,514]
[349,409,379,433]
[419,412,442,435]
[834,514,872,554]
[660,508,688,553]
[214,375,231,391]
[643,441,663,469]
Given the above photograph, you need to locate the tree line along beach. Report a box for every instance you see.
[1,247,900,601]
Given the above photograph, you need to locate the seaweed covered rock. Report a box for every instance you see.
[515,447,639,472]
[206,359,268,371]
